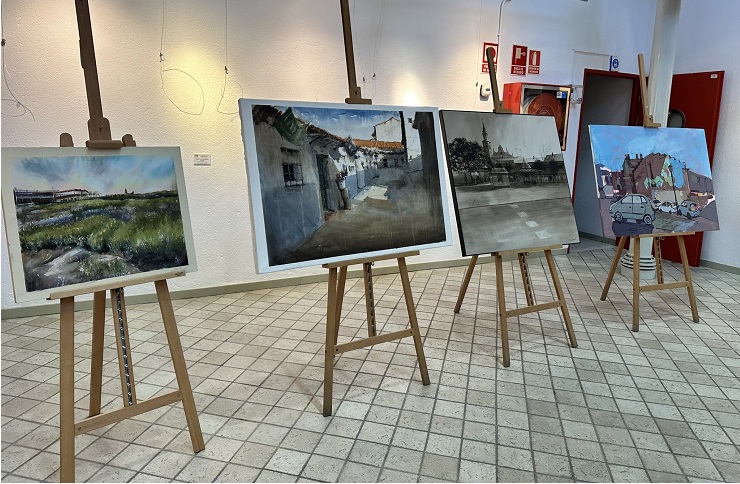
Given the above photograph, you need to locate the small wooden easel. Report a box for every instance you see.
[453,48,578,367]
[55,2,203,481]
[599,54,699,332]
[319,0,430,416]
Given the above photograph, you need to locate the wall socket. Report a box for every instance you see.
[194,153,211,166]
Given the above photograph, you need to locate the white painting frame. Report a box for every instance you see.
[2,147,197,302]
[239,98,453,273]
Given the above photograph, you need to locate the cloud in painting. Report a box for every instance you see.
[13,155,177,195]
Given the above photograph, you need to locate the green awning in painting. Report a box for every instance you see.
[275,108,306,146]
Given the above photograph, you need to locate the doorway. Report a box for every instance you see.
[571,70,641,240]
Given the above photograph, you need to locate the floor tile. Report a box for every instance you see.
[3,249,740,483]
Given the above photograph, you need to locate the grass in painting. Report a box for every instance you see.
[17,193,187,292]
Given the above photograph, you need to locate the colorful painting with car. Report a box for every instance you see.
[589,125,719,238]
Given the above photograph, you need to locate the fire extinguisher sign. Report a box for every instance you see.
[511,45,528,76]
[528,50,541,75]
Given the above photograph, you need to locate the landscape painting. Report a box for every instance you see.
[589,125,719,238]
[440,110,579,255]
[1,147,196,302]
[239,99,452,272]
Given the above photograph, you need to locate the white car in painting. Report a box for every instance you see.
[657,201,678,214]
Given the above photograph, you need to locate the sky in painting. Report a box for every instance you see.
[12,155,177,195]
[589,125,711,178]
[441,111,562,161]
[278,105,423,158]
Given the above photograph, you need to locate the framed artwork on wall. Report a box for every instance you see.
[239,99,452,273]
[588,125,719,239]
[440,110,579,256]
[1,147,196,302]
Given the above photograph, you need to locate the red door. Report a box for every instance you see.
[660,71,724,266]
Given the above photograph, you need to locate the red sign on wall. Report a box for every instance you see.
[481,42,498,73]
[528,50,541,75]
[511,45,527,76]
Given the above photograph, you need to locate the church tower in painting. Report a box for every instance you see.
[482,122,492,162]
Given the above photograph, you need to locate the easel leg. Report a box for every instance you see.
[334,266,347,345]
[518,252,535,306]
[544,250,578,348]
[89,291,106,417]
[494,253,510,367]
[398,257,430,385]
[155,280,205,452]
[632,237,641,332]
[454,255,478,313]
[601,236,627,300]
[60,297,75,483]
[110,288,136,406]
[677,235,700,323]
[363,262,376,337]
[324,268,338,416]
[653,237,664,284]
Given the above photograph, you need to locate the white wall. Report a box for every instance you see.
[673,0,740,269]
[1,0,658,310]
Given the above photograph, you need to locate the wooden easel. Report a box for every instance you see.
[453,48,578,367]
[599,54,699,332]
[322,252,430,416]
[320,0,430,416]
[55,2,203,481]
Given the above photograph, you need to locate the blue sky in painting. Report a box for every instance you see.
[284,106,400,140]
[12,155,177,195]
[590,126,712,186]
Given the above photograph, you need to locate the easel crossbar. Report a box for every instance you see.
[641,281,689,292]
[334,329,414,354]
[76,391,182,435]
[505,300,562,318]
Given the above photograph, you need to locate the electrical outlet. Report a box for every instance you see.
[194,153,211,166]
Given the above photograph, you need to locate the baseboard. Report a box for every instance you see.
[1,249,569,320]
[699,259,740,275]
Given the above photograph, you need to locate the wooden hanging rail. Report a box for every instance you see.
[340,0,371,104]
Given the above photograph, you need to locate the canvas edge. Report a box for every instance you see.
[238,98,453,273]
[438,110,472,257]
[0,147,196,303]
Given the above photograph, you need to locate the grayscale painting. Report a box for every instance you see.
[1,147,196,302]
[240,99,452,272]
[440,110,579,255]
[590,125,719,238]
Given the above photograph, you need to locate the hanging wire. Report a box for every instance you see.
[351,0,368,89]
[369,0,386,99]
[216,0,243,115]
[1,13,35,121]
[159,0,205,115]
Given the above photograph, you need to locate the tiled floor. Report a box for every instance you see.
[2,247,739,483]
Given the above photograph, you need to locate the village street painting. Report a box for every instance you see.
[240,99,451,272]
[1,147,194,301]
[440,110,579,255]
[589,125,719,238]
